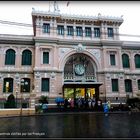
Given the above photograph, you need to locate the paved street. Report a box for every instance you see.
[0,112,140,138]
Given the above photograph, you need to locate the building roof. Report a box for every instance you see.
[32,10,124,24]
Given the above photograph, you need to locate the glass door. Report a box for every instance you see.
[75,88,85,99]
[64,88,74,99]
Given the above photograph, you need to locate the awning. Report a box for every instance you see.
[63,82,103,88]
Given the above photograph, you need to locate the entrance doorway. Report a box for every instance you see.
[64,88,95,99]
[63,82,102,107]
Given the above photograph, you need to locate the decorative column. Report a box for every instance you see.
[34,43,40,68]
[53,45,58,68]
[119,73,125,96]
[53,18,57,37]
[132,75,137,97]
[73,21,76,39]
[91,23,94,39]
[64,20,67,38]
[50,18,53,37]
[118,48,123,70]
[104,25,107,39]
[130,51,135,71]
[40,18,43,35]
[0,48,3,67]
[113,25,116,40]
[116,24,120,40]
[16,48,21,69]
[101,22,105,39]
[82,22,85,39]
[36,17,42,36]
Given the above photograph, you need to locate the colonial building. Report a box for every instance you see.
[0,8,140,108]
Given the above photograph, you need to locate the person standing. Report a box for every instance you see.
[103,102,109,116]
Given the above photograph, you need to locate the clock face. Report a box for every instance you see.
[74,64,85,75]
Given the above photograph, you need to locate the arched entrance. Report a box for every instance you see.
[4,94,16,108]
[63,53,102,104]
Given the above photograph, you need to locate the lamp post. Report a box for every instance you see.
[24,81,28,108]
[15,90,18,108]
[20,79,29,116]
[20,79,24,116]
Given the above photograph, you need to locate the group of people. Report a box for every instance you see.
[55,96,112,112]
[59,97,99,109]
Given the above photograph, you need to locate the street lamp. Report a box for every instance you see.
[20,79,24,116]
[15,89,18,108]
[20,79,29,116]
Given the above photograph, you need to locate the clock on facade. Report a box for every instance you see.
[74,64,85,75]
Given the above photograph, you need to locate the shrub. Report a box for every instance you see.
[127,97,140,108]
[38,96,48,104]
[4,94,16,108]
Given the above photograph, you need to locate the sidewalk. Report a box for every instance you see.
[0,106,139,118]
[36,106,133,115]
[0,108,35,118]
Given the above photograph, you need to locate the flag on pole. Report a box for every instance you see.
[67,1,70,7]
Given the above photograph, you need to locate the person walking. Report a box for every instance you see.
[103,102,109,116]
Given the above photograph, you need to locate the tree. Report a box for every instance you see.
[38,96,48,104]
[4,94,16,108]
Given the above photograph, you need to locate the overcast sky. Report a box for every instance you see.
[0,1,140,41]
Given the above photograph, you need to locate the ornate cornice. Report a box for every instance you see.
[33,36,102,46]
[122,41,140,49]
[0,34,34,45]
[32,10,123,25]
[0,34,140,50]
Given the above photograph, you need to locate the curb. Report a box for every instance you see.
[0,110,138,118]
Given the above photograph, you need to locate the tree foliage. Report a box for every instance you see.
[38,96,48,104]
[4,94,16,108]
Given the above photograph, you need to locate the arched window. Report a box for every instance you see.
[5,49,16,65]
[3,78,13,93]
[138,80,140,91]
[122,54,130,68]
[135,54,140,68]
[125,79,132,92]
[22,50,32,65]
[20,78,30,92]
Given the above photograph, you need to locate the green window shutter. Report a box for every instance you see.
[5,49,15,65]
[22,50,32,65]
[43,23,50,33]
[67,26,73,36]
[125,80,132,92]
[3,78,13,93]
[138,80,140,90]
[112,79,119,92]
[57,25,64,35]
[135,54,140,68]
[122,54,130,68]
[85,27,91,37]
[41,78,49,92]
[43,52,49,64]
[94,28,100,37]
[110,54,116,65]
[108,28,114,37]
[76,27,83,36]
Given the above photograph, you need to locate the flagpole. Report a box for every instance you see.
[66,1,71,15]
[48,1,50,12]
